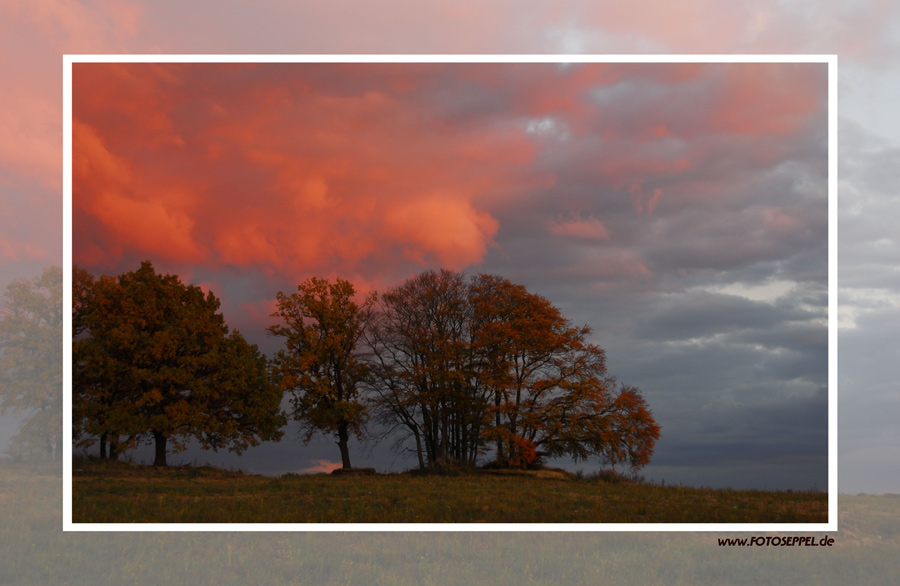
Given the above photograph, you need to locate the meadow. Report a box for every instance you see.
[2,460,897,584]
[71,458,827,524]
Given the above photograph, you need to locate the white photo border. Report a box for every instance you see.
[62,53,838,532]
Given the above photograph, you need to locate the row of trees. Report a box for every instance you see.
[267,268,660,470]
[73,261,660,470]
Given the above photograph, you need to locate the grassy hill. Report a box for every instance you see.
[72,458,827,524]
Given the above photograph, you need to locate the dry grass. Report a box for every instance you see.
[72,458,827,524]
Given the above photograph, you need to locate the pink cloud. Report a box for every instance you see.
[2,0,143,52]
[72,63,540,282]
[214,224,282,268]
[761,207,804,235]
[382,194,500,269]
[565,0,899,60]
[72,117,206,267]
[630,187,665,216]
[547,214,611,241]
[125,1,895,62]
[555,250,652,285]
[0,88,60,191]
[710,63,825,137]
[0,237,49,264]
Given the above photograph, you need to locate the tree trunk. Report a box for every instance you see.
[412,428,425,470]
[100,432,108,459]
[495,391,504,466]
[336,424,352,469]
[440,411,449,463]
[153,431,168,467]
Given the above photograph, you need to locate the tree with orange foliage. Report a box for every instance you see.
[368,269,660,471]
[470,273,660,470]
[73,261,285,466]
[268,277,375,470]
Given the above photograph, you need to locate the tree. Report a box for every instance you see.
[72,265,123,459]
[268,277,375,469]
[73,261,285,466]
[365,269,484,470]
[468,273,572,466]
[367,269,661,471]
[0,266,62,461]
[470,273,661,470]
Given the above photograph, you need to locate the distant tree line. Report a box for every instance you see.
[0,266,62,462]
[71,261,660,471]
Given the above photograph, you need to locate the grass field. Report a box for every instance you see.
[71,458,827,524]
[2,460,898,585]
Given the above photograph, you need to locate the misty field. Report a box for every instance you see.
[71,459,826,524]
[2,461,898,584]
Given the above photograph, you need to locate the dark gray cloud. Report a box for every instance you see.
[633,291,817,340]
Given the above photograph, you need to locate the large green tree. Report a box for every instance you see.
[0,266,62,461]
[73,261,285,466]
[268,277,375,469]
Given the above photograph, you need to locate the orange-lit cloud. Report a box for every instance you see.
[0,1,154,273]
[72,117,205,268]
[382,194,499,269]
[72,63,549,281]
[71,61,826,335]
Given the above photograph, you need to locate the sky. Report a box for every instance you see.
[0,0,897,494]
[69,60,830,490]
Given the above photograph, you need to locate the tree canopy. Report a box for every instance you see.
[268,277,376,469]
[73,261,285,466]
[365,269,476,469]
[364,269,661,471]
[0,266,62,461]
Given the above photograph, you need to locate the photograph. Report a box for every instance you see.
[68,59,829,525]
[3,1,900,582]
